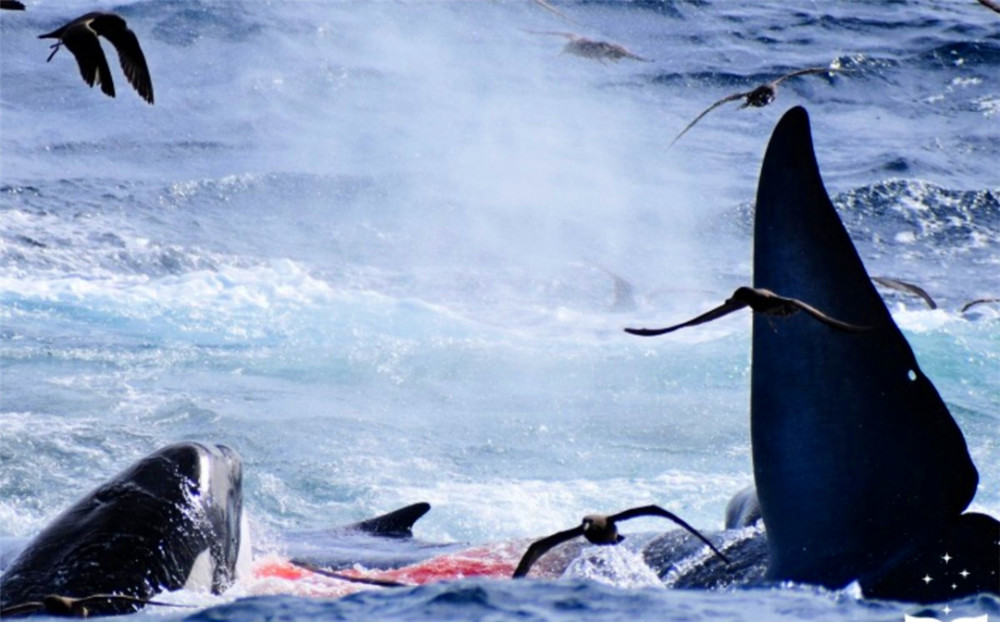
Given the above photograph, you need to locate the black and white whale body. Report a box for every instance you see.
[750,107,998,601]
[0,442,249,617]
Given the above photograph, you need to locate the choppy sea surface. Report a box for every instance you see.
[1,0,998,620]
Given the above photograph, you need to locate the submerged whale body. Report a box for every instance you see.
[750,107,998,602]
[0,442,249,617]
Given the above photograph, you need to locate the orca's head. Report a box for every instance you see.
[158,442,252,594]
[0,441,252,616]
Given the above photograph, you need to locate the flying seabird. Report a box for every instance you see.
[871,276,938,309]
[512,504,728,579]
[669,67,836,148]
[624,286,871,336]
[527,30,650,63]
[39,12,154,104]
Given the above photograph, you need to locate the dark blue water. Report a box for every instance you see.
[1,0,998,620]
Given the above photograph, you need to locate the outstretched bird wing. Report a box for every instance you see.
[60,20,116,97]
[0,601,44,617]
[609,505,730,563]
[0,594,193,617]
[977,0,1000,14]
[779,294,872,333]
[871,276,937,309]
[961,297,1000,313]
[74,594,193,610]
[769,66,834,87]
[290,560,411,587]
[624,297,748,336]
[512,525,584,578]
[668,91,750,148]
[91,13,154,104]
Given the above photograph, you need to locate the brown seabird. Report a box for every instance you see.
[669,67,836,148]
[39,12,154,104]
[624,286,871,336]
[512,504,728,579]
[527,30,650,63]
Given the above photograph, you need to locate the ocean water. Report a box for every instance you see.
[1,0,998,620]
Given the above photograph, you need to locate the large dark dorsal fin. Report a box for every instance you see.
[347,502,431,538]
[750,107,978,588]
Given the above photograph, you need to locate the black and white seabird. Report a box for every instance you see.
[39,12,154,104]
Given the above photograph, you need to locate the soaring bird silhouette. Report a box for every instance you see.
[669,67,836,148]
[624,286,871,336]
[512,504,728,578]
[39,12,154,104]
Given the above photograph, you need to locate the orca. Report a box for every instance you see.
[750,107,998,601]
[0,442,250,617]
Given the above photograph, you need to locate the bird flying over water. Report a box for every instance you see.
[39,12,154,104]
[624,286,871,336]
[526,30,650,63]
[668,67,836,148]
[512,505,728,578]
